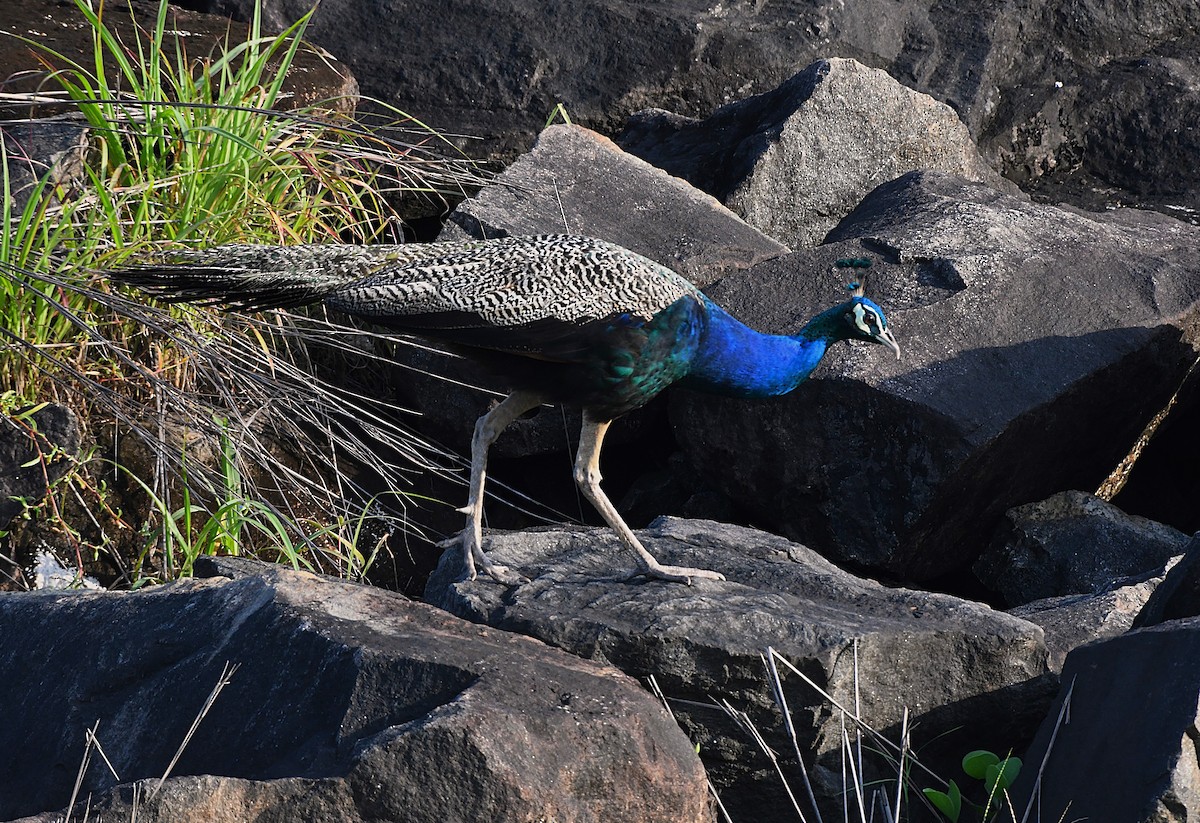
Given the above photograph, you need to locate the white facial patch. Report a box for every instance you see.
[851,303,878,335]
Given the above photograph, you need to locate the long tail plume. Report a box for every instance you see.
[110,244,396,311]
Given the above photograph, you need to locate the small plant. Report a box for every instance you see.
[545,102,573,127]
[924,750,1022,823]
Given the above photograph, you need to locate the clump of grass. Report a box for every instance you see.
[660,645,1062,823]
[0,0,487,586]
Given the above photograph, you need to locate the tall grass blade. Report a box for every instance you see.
[150,661,239,800]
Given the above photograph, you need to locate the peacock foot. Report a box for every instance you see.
[629,561,726,586]
[437,529,528,586]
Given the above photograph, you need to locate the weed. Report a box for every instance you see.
[924,750,1022,823]
[545,103,573,127]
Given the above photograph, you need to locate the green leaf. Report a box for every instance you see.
[14,401,48,420]
[962,749,1000,780]
[923,780,962,822]
[985,756,1022,793]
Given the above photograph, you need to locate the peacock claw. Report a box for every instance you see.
[630,563,726,586]
[439,529,528,586]
[480,562,528,587]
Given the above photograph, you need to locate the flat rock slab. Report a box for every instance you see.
[620,58,1013,248]
[1012,617,1200,821]
[673,170,1200,580]
[0,558,708,823]
[426,517,1051,820]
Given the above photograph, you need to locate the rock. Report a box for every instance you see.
[1011,563,1173,672]
[619,58,1013,248]
[975,491,1190,606]
[445,124,788,286]
[0,404,79,529]
[1011,618,1200,822]
[671,171,1200,581]
[0,0,358,119]
[0,557,708,823]
[1135,534,1200,627]
[999,55,1200,221]
[1077,58,1200,216]
[426,517,1053,821]
[617,451,738,529]
[0,118,88,213]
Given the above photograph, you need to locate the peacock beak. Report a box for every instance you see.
[877,328,901,360]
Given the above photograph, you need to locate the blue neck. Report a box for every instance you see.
[679,299,842,398]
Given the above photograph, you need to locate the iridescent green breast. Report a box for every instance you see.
[445,293,708,419]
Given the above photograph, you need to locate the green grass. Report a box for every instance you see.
[0,0,484,586]
[28,0,392,248]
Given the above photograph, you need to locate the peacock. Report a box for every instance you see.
[113,235,899,585]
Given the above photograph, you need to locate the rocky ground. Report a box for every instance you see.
[4,0,1200,820]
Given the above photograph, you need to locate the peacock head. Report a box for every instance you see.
[842,280,900,360]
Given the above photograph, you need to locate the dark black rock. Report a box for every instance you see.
[976,491,1189,607]
[1000,55,1200,222]
[1011,617,1200,821]
[0,557,708,822]
[0,404,80,528]
[426,517,1053,821]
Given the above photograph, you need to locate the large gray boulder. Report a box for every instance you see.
[619,58,1012,248]
[1011,618,1200,822]
[443,123,787,286]
[672,171,1200,580]
[975,491,1190,606]
[426,517,1053,821]
[0,557,709,823]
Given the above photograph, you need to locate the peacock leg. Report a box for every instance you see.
[445,389,544,584]
[574,414,726,585]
